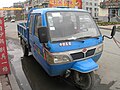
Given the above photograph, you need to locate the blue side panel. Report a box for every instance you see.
[32,44,73,76]
[32,47,50,74]
[48,36,103,53]
[49,62,74,76]
[17,23,28,43]
[32,52,101,76]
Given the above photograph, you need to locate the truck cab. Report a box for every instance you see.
[29,8,103,64]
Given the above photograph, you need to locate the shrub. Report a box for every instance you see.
[97,22,120,26]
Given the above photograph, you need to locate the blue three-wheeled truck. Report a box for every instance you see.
[17,7,116,90]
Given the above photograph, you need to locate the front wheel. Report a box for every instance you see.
[73,71,95,90]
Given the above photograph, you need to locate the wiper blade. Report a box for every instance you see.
[76,36,99,40]
[52,39,73,42]
[52,36,99,43]
[52,37,77,42]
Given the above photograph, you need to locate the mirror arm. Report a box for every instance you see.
[103,35,113,40]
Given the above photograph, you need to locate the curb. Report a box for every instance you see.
[0,75,12,90]
[99,27,111,30]
[8,73,20,90]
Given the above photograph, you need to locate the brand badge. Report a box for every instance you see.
[82,48,87,53]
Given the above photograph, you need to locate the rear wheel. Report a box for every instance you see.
[73,71,95,90]
[21,39,28,56]
[20,37,22,45]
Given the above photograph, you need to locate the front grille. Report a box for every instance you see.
[70,52,84,60]
[86,48,96,57]
[70,48,96,60]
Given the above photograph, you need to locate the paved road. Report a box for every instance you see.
[96,30,120,90]
[5,21,120,90]
[5,20,26,39]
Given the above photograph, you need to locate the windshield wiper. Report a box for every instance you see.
[52,36,99,43]
[76,36,99,40]
[52,39,73,43]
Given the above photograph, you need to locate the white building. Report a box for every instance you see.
[98,0,108,21]
[82,0,99,19]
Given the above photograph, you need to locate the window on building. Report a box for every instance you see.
[94,3,97,6]
[86,2,88,5]
[86,7,89,11]
[94,8,98,11]
[90,8,92,11]
[94,13,97,17]
[90,2,92,6]
[34,15,42,37]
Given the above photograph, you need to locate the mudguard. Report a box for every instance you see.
[71,58,98,73]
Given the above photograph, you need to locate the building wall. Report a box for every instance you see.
[82,0,99,18]
[98,0,108,18]
[98,0,108,21]
[99,8,108,16]
[98,0,120,22]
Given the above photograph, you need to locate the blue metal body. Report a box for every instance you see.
[17,8,103,76]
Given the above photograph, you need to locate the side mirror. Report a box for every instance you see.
[38,27,49,43]
[103,25,116,40]
[111,25,116,38]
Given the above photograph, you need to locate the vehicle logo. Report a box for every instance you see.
[82,48,87,53]
[59,42,71,46]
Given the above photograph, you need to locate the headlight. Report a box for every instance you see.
[54,55,71,64]
[95,44,103,54]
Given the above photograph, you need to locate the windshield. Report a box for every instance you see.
[47,11,100,42]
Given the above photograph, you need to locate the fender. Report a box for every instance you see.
[71,58,98,73]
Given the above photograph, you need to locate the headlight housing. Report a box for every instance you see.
[95,44,103,54]
[54,55,71,64]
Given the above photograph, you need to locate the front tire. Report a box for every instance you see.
[73,71,95,90]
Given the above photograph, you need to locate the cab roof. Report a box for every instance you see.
[31,7,88,14]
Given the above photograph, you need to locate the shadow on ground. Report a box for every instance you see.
[21,55,116,90]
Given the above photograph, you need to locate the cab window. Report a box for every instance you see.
[29,15,34,34]
[34,15,42,37]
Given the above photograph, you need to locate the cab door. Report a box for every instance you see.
[29,15,35,53]
[32,14,45,62]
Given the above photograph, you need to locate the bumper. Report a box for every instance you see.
[47,53,101,76]
[71,58,98,73]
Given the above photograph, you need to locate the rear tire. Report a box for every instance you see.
[20,37,22,45]
[73,71,95,90]
[21,39,28,57]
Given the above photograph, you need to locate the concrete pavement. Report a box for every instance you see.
[0,75,11,90]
